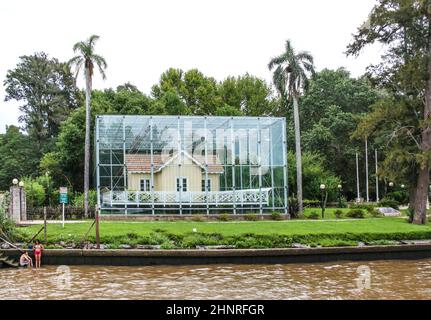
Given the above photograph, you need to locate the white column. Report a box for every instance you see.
[150,117,155,215]
[96,116,101,212]
[356,152,361,203]
[177,117,182,215]
[204,117,209,215]
[122,116,127,215]
[230,118,237,215]
[375,149,379,202]
[282,119,289,216]
[257,118,263,215]
[365,138,369,202]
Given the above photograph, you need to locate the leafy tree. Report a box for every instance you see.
[4,52,78,155]
[152,68,222,115]
[0,126,39,190]
[69,35,107,216]
[219,74,275,116]
[288,151,342,202]
[269,39,315,214]
[347,0,431,224]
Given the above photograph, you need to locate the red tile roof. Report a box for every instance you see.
[126,152,224,174]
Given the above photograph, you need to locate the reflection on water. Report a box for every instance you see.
[2,259,431,300]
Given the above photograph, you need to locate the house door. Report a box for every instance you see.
[176,177,189,202]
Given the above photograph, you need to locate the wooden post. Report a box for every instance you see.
[95,206,100,249]
[43,207,47,243]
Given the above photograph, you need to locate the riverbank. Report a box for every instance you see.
[3,243,431,265]
[13,217,431,250]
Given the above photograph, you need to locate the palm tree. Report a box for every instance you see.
[268,40,315,215]
[69,35,107,217]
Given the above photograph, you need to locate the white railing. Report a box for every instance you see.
[101,189,271,206]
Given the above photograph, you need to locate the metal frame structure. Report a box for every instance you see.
[95,115,288,215]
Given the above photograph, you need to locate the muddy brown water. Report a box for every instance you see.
[1,259,431,300]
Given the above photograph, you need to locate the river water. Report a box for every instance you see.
[1,259,431,300]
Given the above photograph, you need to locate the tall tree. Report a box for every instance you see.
[347,0,431,224]
[269,40,315,214]
[69,35,107,217]
[0,126,39,190]
[4,52,78,156]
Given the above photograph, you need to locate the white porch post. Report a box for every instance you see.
[122,116,127,215]
[204,117,210,215]
[150,117,155,215]
[230,118,237,215]
[257,118,263,215]
[96,116,101,213]
[177,116,182,215]
[269,120,275,210]
[282,119,289,216]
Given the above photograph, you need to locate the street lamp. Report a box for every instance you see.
[18,181,24,188]
[12,178,18,185]
[320,184,327,219]
[337,184,343,208]
[389,182,394,188]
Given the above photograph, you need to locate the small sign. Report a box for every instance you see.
[59,193,68,204]
[59,187,68,204]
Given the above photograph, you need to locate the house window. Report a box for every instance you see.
[176,178,188,192]
[201,179,211,192]
[140,179,150,192]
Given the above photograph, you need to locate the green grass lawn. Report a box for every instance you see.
[16,216,431,249]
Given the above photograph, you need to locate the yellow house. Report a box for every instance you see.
[126,151,223,193]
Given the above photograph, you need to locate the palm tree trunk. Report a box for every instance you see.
[84,68,92,218]
[292,96,303,214]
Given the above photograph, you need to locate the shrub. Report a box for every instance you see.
[271,212,283,221]
[308,211,320,220]
[303,200,320,208]
[191,215,204,222]
[23,178,46,208]
[379,198,400,210]
[346,209,365,219]
[244,214,259,221]
[338,196,348,208]
[73,190,97,208]
[350,203,375,212]
[370,209,383,218]
[334,210,344,219]
[385,191,409,205]
[288,197,299,218]
[217,213,231,222]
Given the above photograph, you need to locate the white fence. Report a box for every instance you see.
[102,189,271,207]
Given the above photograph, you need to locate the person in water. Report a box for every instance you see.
[19,251,33,268]
[33,240,44,268]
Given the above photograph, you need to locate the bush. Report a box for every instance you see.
[334,210,344,219]
[346,209,365,219]
[338,196,348,208]
[73,190,98,208]
[244,214,259,221]
[308,211,320,220]
[191,215,204,222]
[350,203,375,212]
[271,212,283,221]
[303,200,321,208]
[23,178,46,208]
[379,198,400,210]
[370,209,383,218]
[0,192,15,239]
[217,213,231,222]
[385,191,409,205]
[288,197,299,218]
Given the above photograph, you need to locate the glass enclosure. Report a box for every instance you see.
[95,115,288,215]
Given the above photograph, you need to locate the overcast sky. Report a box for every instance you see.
[0,0,381,133]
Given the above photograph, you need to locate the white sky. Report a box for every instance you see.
[0,0,381,133]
